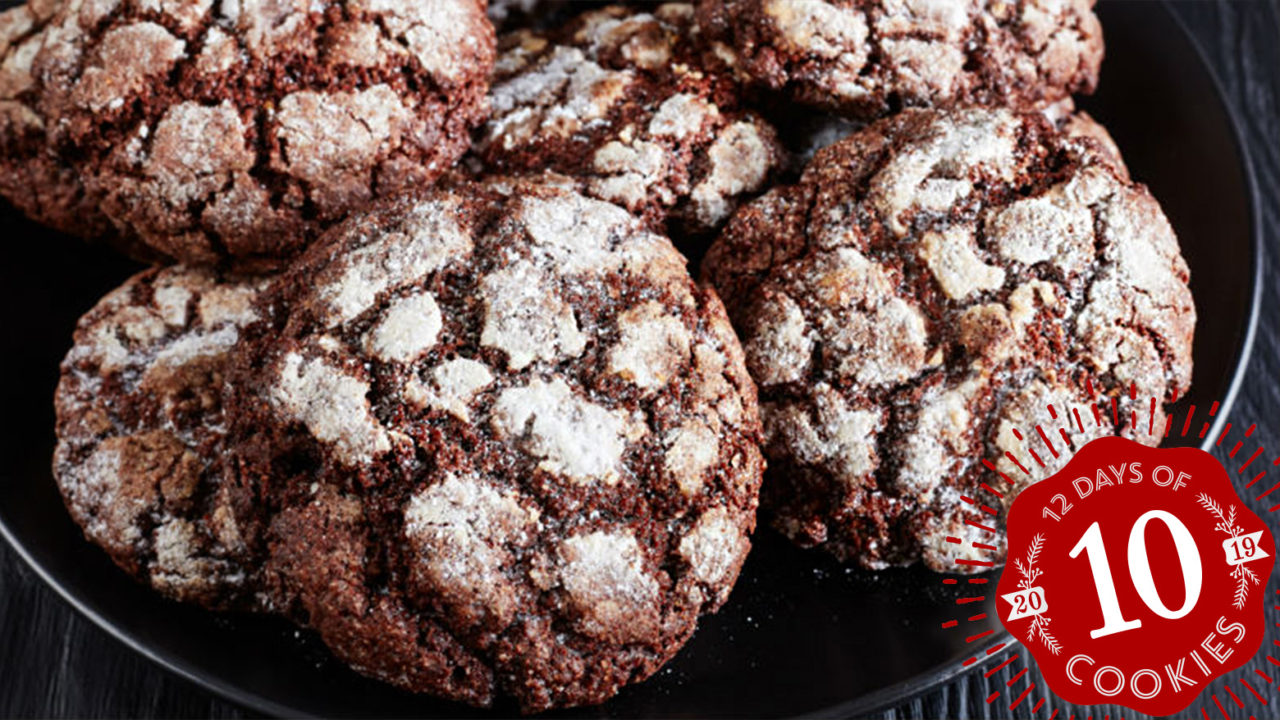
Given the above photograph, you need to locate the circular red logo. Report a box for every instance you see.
[997,436,1275,716]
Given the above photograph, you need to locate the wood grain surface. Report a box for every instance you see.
[1,1,1276,717]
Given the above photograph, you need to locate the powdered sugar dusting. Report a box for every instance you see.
[993,379,1112,487]
[272,351,391,466]
[870,109,1018,235]
[404,473,538,627]
[69,22,185,112]
[678,506,748,593]
[491,378,637,485]
[479,5,783,234]
[225,180,764,707]
[742,290,812,386]
[895,377,983,501]
[486,44,633,147]
[690,120,775,228]
[15,0,493,267]
[318,196,472,324]
[607,301,692,393]
[405,358,494,422]
[272,85,413,213]
[648,92,715,139]
[919,225,1006,300]
[664,420,720,496]
[558,529,661,642]
[519,193,633,273]
[364,290,442,363]
[479,257,586,370]
[717,0,1101,114]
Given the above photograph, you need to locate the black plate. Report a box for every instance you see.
[0,1,1261,717]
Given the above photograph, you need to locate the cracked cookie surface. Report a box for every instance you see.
[0,0,111,239]
[703,107,1194,572]
[476,3,785,239]
[228,177,764,711]
[53,265,269,609]
[696,0,1103,118]
[6,0,493,269]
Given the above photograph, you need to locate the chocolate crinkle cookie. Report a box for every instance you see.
[227,178,765,711]
[53,266,269,610]
[1,0,494,270]
[0,0,111,239]
[696,0,1103,118]
[703,107,1194,572]
[475,3,786,238]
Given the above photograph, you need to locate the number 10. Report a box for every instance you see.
[1068,511,1203,639]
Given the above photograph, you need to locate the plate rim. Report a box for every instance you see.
[0,0,1264,717]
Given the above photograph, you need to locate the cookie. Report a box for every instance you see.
[0,0,108,239]
[475,3,785,239]
[228,178,765,711]
[703,107,1194,572]
[696,0,1103,118]
[7,0,494,270]
[53,266,269,609]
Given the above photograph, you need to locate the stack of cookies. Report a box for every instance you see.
[3,0,1194,711]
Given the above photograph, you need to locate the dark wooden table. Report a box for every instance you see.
[2,1,1277,717]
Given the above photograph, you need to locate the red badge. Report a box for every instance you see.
[997,436,1275,716]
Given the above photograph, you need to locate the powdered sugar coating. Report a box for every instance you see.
[7,0,494,269]
[608,300,694,392]
[230,178,763,712]
[697,0,1103,117]
[53,265,268,608]
[404,472,540,628]
[477,4,785,237]
[491,377,640,485]
[317,195,473,325]
[665,420,722,496]
[271,351,394,466]
[679,506,751,601]
[405,358,494,421]
[479,257,587,369]
[365,290,443,362]
[557,529,661,643]
[704,107,1194,572]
